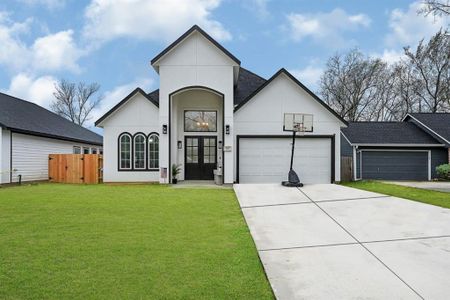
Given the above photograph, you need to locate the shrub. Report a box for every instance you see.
[436,164,450,180]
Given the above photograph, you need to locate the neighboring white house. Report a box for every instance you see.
[96,25,347,184]
[0,92,103,184]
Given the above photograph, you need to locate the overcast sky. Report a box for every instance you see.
[0,0,448,131]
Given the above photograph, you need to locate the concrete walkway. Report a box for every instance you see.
[383,181,450,193]
[234,183,450,299]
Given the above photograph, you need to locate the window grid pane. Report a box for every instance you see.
[134,135,146,169]
[203,138,216,164]
[120,135,131,169]
[149,135,159,169]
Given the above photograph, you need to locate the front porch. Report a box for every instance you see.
[169,87,225,183]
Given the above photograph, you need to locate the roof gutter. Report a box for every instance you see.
[349,143,445,147]
[9,128,103,146]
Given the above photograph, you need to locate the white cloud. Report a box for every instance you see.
[4,73,57,108]
[372,49,406,65]
[290,65,323,91]
[0,13,84,74]
[16,0,66,10]
[0,13,33,71]
[83,0,231,44]
[32,30,83,73]
[385,1,449,48]
[285,8,371,46]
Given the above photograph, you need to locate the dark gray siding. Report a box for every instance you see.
[340,133,353,157]
[431,148,448,178]
[361,151,428,180]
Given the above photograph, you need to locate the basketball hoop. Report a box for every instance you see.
[281,113,314,188]
[292,122,306,135]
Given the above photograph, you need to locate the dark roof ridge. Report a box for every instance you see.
[151,25,240,66]
[95,87,158,126]
[234,68,348,125]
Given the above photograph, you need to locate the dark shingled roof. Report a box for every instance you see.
[341,122,441,145]
[0,92,103,145]
[407,113,450,144]
[146,67,266,107]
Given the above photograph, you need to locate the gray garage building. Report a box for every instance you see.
[341,117,449,181]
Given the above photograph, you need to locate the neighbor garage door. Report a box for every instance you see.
[361,151,429,180]
[237,137,332,184]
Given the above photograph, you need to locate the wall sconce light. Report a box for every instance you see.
[218,141,223,150]
[162,124,168,134]
[225,124,230,135]
[177,141,182,149]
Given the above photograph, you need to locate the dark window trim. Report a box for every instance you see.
[133,132,147,170]
[117,132,159,172]
[183,110,218,132]
[235,134,336,183]
[147,132,160,171]
[118,132,132,171]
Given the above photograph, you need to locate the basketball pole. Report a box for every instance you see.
[289,130,296,171]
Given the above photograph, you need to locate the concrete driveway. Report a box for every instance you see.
[383,181,450,193]
[234,183,450,299]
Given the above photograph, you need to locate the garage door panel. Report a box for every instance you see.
[239,138,331,184]
[362,151,428,181]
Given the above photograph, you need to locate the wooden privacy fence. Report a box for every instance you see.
[49,154,103,184]
[341,156,353,182]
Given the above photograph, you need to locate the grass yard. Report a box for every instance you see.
[0,184,273,299]
[342,181,450,209]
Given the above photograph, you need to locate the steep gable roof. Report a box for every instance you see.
[341,122,442,145]
[233,68,348,125]
[142,67,266,107]
[151,25,240,66]
[95,88,158,126]
[404,113,450,145]
[0,92,102,145]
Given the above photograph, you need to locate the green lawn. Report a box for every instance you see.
[342,181,450,209]
[0,183,273,299]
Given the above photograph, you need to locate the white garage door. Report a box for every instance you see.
[238,137,332,184]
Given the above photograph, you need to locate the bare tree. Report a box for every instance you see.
[404,29,450,112]
[51,79,102,126]
[418,0,450,17]
[319,49,388,121]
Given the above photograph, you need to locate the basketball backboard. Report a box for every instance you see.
[283,113,313,132]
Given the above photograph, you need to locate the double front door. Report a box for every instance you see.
[185,136,217,180]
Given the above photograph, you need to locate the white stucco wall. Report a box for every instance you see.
[9,132,99,183]
[156,30,237,183]
[234,73,345,182]
[171,89,223,180]
[101,93,160,182]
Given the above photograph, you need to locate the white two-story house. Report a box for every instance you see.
[95,25,347,184]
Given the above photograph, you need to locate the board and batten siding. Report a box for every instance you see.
[10,132,100,183]
[234,73,345,182]
[100,93,160,182]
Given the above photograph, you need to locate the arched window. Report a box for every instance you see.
[133,133,146,169]
[148,133,159,170]
[119,133,132,170]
